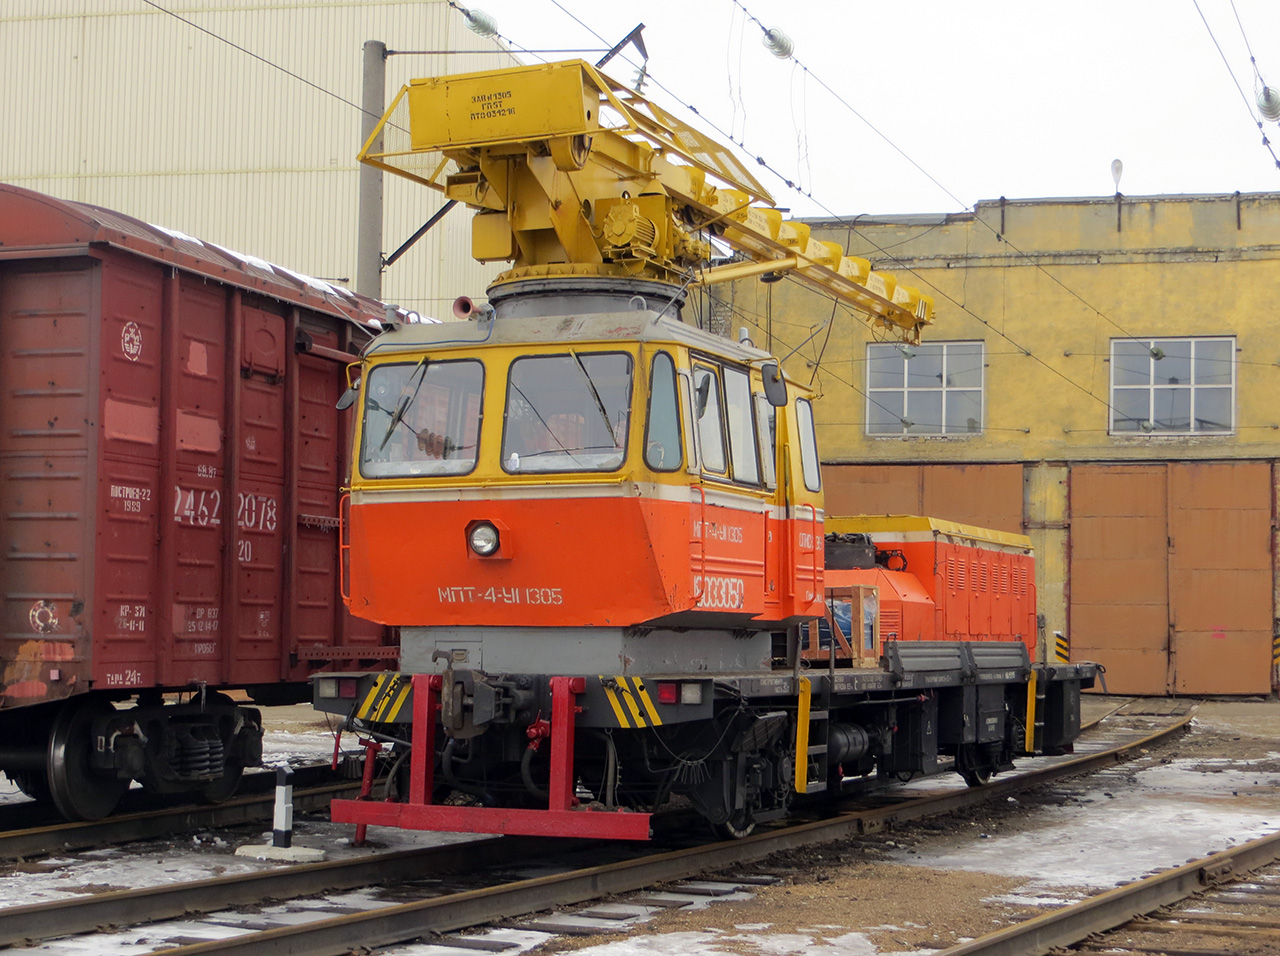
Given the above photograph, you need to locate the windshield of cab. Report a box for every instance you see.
[360,359,483,477]
[502,351,632,473]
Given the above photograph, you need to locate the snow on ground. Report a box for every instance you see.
[889,738,1280,902]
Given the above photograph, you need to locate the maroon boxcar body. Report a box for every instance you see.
[0,184,395,817]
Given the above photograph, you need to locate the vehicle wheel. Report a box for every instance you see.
[956,744,995,788]
[198,762,245,804]
[8,769,51,803]
[48,698,129,820]
[713,810,756,839]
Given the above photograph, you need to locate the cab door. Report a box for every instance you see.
[688,361,769,618]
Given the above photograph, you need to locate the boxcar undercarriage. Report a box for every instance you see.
[0,691,265,820]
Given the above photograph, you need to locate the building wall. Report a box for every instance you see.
[725,193,1280,694]
[0,0,508,314]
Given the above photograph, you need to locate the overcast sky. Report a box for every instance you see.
[464,0,1280,218]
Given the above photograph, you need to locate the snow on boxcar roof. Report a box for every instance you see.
[0,183,383,328]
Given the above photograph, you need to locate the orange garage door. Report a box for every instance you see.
[1069,462,1273,695]
[822,464,1024,534]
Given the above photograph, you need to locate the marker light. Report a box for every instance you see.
[469,522,500,556]
[318,677,359,699]
[656,681,679,705]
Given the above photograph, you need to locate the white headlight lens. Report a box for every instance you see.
[470,523,500,556]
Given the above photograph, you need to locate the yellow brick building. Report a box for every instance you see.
[726,193,1280,696]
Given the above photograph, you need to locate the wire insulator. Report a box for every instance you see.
[1259,86,1280,122]
[761,27,794,58]
[462,7,498,38]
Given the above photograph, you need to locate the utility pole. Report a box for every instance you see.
[356,40,386,299]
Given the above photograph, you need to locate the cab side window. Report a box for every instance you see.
[645,352,683,471]
[723,366,759,484]
[693,366,727,474]
[796,398,821,492]
[694,360,762,486]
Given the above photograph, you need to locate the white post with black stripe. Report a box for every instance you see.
[272,767,294,849]
[235,764,325,861]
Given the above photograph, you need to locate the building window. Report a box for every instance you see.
[1109,337,1234,435]
[865,341,984,435]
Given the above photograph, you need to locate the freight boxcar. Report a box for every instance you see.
[0,184,396,819]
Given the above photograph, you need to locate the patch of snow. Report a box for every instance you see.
[149,224,206,246]
[892,757,1280,892]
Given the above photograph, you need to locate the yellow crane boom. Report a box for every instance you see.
[360,59,933,341]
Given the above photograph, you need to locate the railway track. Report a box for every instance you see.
[0,767,357,861]
[938,829,1280,955]
[1,707,1191,956]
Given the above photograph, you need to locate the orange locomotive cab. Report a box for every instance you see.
[344,299,824,645]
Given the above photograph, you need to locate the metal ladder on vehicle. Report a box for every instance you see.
[794,615,837,795]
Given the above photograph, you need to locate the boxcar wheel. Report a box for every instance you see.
[9,769,51,803]
[48,698,129,820]
[198,763,245,804]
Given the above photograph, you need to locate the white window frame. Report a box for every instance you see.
[865,341,985,436]
[1108,336,1235,436]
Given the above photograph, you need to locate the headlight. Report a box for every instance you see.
[469,522,500,556]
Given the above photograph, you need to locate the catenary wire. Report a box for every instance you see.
[143,0,1265,431]
[536,2,1135,413]
[1193,0,1280,170]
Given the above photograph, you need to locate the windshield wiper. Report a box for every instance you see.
[568,349,618,447]
[378,357,429,451]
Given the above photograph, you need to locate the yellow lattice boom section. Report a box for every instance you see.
[360,59,934,341]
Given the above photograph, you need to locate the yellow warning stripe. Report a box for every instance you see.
[600,677,666,728]
[1273,633,1280,665]
[371,674,409,723]
[354,672,412,724]
[617,679,645,726]
[626,677,662,727]
[384,680,413,722]
[600,679,633,728]
[1053,633,1071,663]
[356,673,389,720]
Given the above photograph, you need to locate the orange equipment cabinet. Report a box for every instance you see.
[823,516,1039,658]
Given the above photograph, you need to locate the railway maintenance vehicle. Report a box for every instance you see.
[312,59,1097,839]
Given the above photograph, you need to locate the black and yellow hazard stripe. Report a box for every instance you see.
[1054,632,1071,663]
[599,676,663,729]
[355,672,412,724]
[1273,632,1280,668]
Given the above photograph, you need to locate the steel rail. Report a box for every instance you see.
[32,711,1186,956]
[0,834,574,948]
[0,781,359,862]
[935,829,1280,956]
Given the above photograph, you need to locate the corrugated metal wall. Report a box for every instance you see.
[1,0,505,314]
